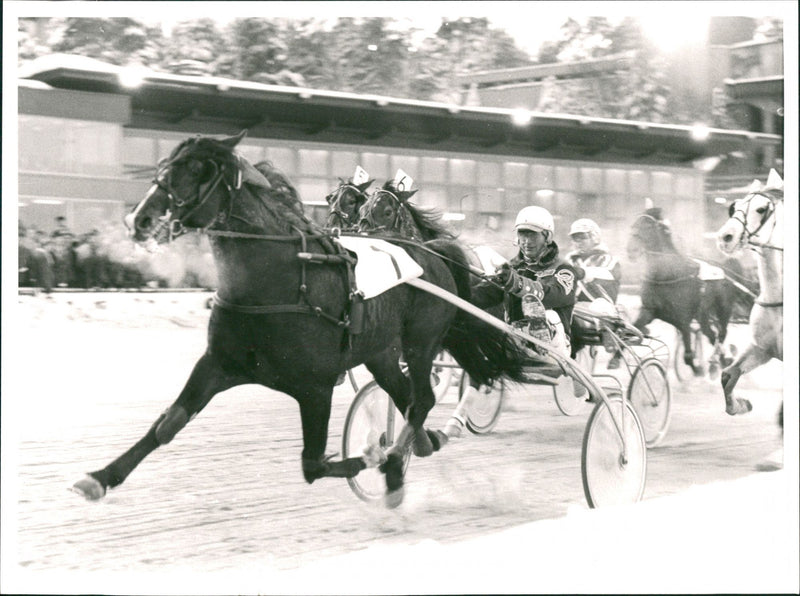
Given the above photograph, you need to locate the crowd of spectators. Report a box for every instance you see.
[18,217,216,292]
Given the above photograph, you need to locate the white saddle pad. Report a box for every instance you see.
[692,258,726,281]
[336,236,424,299]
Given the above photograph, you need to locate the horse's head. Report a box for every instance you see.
[324,178,373,230]
[125,130,249,243]
[358,180,418,235]
[626,207,672,261]
[717,181,784,254]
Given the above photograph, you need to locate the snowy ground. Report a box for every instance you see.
[3,291,798,594]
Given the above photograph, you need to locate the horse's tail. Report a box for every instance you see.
[425,239,528,386]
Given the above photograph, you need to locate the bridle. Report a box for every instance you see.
[359,189,404,233]
[325,183,367,229]
[148,154,241,242]
[727,191,783,252]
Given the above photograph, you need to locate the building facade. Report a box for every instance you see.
[17,54,780,283]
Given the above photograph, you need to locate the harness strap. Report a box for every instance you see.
[755,300,783,308]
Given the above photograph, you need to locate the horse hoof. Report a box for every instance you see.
[384,487,405,509]
[427,429,448,451]
[726,398,753,416]
[71,475,106,501]
[412,430,434,457]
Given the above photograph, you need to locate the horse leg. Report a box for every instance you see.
[71,352,247,500]
[297,383,367,483]
[677,327,704,376]
[402,346,446,458]
[698,314,720,377]
[632,307,655,336]
[720,343,771,415]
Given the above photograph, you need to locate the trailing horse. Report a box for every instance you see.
[358,179,456,242]
[71,131,529,506]
[626,206,745,376]
[716,171,783,417]
[323,175,373,231]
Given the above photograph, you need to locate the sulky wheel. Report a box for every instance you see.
[458,373,504,434]
[628,358,671,447]
[341,380,410,503]
[582,396,647,508]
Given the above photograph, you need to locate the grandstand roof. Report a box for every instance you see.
[20,54,782,166]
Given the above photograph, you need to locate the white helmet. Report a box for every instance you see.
[570,218,601,243]
[515,206,554,236]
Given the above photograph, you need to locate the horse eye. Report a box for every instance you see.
[755,206,766,214]
[728,203,735,217]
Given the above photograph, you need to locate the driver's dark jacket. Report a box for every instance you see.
[472,242,579,340]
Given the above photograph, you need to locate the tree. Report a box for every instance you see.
[50,17,163,66]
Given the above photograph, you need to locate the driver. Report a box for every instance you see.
[566,218,623,369]
[443,206,580,437]
[475,205,578,353]
[566,218,621,303]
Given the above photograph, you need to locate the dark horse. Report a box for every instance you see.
[358,180,456,242]
[627,206,742,376]
[324,176,373,231]
[72,131,529,506]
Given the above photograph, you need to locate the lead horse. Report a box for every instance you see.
[71,131,530,506]
[626,205,743,376]
[716,170,783,416]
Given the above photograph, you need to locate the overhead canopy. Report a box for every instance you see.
[21,54,782,166]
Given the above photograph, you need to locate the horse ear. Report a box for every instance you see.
[400,189,418,202]
[356,179,374,192]
[766,169,783,190]
[221,130,248,149]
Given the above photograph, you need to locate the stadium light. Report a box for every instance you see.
[690,124,711,141]
[511,108,533,126]
[118,67,149,89]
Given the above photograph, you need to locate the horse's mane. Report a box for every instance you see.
[380,180,455,241]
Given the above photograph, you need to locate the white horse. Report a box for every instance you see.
[715,169,784,416]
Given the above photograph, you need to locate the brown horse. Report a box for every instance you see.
[72,131,529,506]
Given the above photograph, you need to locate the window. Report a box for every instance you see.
[605,169,627,194]
[295,178,330,203]
[391,155,420,180]
[505,188,528,213]
[675,173,699,198]
[265,147,297,174]
[421,185,448,211]
[238,144,266,166]
[503,162,528,187]
[580,167,603,193]
[555,166,579,191]
[629,170,649,195]
[123,136,157,168]
[531,164,554,188]
[477,161,501,187]
[362,152,390,180]
[477,188,502,212]
[422,157,448,184]
[298,149,329,176]
[19,116,120,175]
[651,171,673,196]
[449,158,476,185]
[332,150,361,178]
